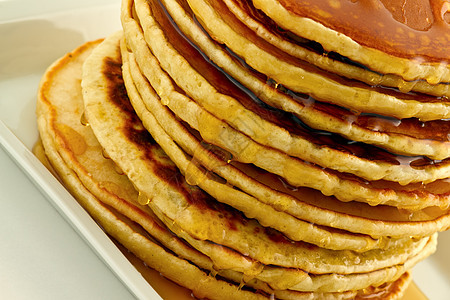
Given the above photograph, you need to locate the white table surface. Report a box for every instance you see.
[0,1,449,299]
[0,146,137,300]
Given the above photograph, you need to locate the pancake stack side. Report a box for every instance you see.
[36,0,450,299]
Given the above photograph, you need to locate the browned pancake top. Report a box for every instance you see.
[275,0,450,62]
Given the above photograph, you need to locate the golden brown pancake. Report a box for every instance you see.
[33,33,299,299]
[218,0,450,97]
[131,0,450,186]
[121,39,438,280]
[36,35,260,300]
[79,31,432,279]
[252,0,450,84]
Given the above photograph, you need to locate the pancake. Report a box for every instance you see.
[37,131,267,300]
[143,177,431,274]
[39,133,414,300]
[87,29,440,280]
[158,0,450,161]
[122,0,450,211]
[218,0,450,97]
[122,29,450,246]
[149,199,436,292]
[37,110,416,298]
[252,0,450,84]
[37,123,426,299]
[186,0,450,121]
[82,31,436,274]
[32,32,285,296]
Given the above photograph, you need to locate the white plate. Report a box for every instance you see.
[0,1,449,299]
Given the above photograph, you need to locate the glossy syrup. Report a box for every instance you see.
[276,0,450,62]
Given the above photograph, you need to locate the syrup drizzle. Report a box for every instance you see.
[80,111,90,127]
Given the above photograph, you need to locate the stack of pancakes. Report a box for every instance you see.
[36,0,450,299]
